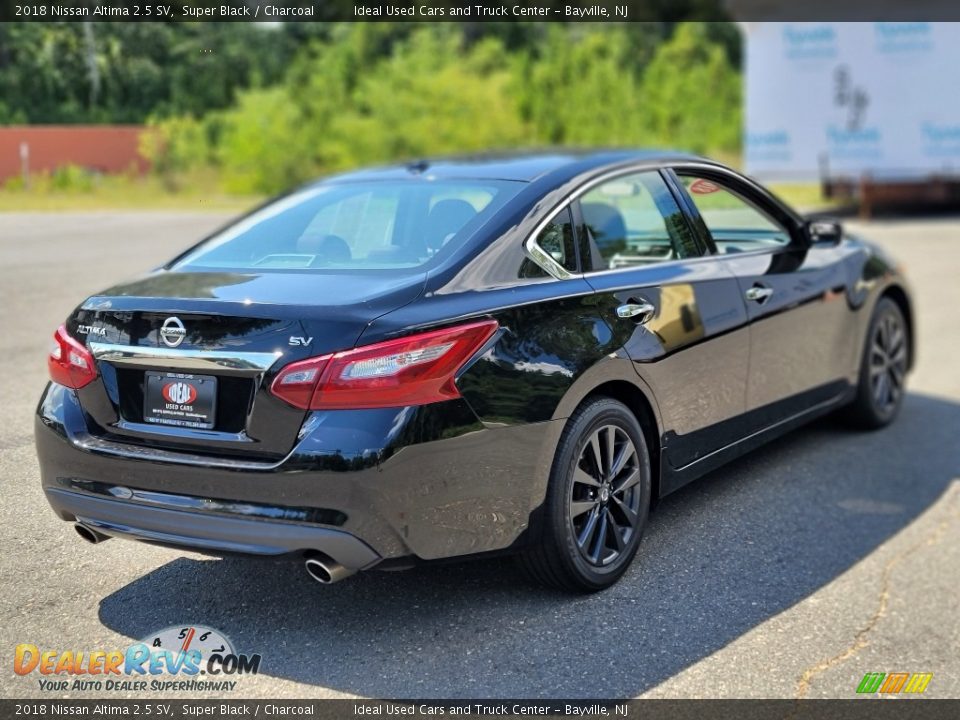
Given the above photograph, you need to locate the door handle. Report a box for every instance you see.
[616,300,656,323]
[745,285,774,303]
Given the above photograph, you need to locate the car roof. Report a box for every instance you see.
[321,149,705,184]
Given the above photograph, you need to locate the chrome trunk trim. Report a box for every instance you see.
[88,342,282,374]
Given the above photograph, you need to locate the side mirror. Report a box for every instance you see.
[805,219,843,246]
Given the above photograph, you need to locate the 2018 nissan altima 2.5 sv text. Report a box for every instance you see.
[35,151,914,591]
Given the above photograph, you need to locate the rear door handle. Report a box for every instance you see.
[745,286,774,303]
[616,300,656,324]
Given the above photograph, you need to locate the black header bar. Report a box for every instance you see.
[4,0,960,22]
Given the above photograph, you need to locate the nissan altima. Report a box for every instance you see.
[35,151,913,591]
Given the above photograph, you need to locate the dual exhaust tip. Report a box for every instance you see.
[304,553,356,585]
[74,522,110,544]
[75,523,355,585]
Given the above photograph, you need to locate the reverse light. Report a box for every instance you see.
[48,325,97,389]
[270,320,498,410]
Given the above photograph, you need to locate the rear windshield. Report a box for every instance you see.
[172,179,523,271]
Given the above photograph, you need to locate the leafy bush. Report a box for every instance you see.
[50,164,96,192]
[215,87,317,194]
[4,176,26,192]
[328,32,530,165]
[140,115,213,190]
[3,165,96,194]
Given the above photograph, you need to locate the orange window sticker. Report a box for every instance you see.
[689,179,721,194]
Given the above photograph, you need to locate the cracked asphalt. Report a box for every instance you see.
[0,211,957,700]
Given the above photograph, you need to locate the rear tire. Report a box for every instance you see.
[519,397,651,592]
[844,297,909,429]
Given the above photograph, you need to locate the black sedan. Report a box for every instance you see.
[35,151,913,591]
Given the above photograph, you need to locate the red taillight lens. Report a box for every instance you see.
[270,320,498,410]
[48,325,97,389]
[269,355,331,411]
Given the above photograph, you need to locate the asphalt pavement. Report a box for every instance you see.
[0,211,957,699]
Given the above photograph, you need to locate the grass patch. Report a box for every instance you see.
[767,182,842,214]
[1,168,842,218]
[1,170,262,213]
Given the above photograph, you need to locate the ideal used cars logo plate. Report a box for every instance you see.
[162,381,198,406]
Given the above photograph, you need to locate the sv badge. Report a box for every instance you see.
[289,336,313,347]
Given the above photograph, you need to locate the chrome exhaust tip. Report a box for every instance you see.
[304,554,356,584]
[74,523,110,544]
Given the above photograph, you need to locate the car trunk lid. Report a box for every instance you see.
[67,269,425,459]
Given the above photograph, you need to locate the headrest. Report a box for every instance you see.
[425,199,478,250]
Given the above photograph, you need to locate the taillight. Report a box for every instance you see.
[269,355,331,411]
[270,320,498,410]
[48,325,97,389]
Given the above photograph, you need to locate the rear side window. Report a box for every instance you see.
[579,171,700,272]
[520,207,578,279]
[173,179,523,271]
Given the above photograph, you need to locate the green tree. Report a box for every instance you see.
[638,22,741,154]
[212,26,533,194]
[0,23,297,123]
[331,31,530,165]
[214,87,318,194]
[519,26,652,146]
[52,20,746,194]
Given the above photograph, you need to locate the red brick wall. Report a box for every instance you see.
[0,126,148,182]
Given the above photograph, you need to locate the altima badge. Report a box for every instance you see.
[159,316,186,348]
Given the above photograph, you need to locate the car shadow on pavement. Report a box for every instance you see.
[98,392,960,698]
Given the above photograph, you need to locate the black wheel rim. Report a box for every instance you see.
[570,424,642,567]
[869,310,907,415]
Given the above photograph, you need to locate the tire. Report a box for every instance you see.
[519,397,652,592]
[844,297,909,429]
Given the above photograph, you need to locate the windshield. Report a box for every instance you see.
[173,179,524,272]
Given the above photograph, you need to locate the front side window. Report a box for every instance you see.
[173,179,523,271]
[678,175,791,254]
[579,171,700,271]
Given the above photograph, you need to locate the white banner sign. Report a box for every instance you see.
[744,22,960,180]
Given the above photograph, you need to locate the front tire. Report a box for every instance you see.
[845,297,909,429]
[519,397,652,592]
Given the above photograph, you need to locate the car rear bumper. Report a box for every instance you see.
[46,487,381,568]
[36,382,560,565]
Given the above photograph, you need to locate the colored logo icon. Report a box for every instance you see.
[857,672,933,694]
[162,382,197,405]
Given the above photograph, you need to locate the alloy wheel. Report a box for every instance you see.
[869,310,907,415]
[569,424,642,567]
